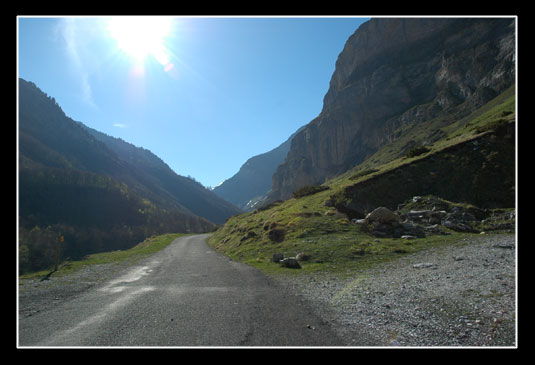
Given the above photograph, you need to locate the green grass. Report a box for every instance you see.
[209,204,471,277]
[206,177,474,277]
[208,87,515,278]
[19,233,189,280]
[292,184,330,198]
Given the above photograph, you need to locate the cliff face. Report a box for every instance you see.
[269,18,515,202]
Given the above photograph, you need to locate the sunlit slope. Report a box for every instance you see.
[207,88,515,273]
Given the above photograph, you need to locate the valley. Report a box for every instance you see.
[18,79,242,274]
[18,17,517,347]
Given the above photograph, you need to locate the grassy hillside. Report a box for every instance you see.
[207,88,516,275]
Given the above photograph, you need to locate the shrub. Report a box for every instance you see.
[350,168,379,180]
[405,146,430,158]
[473,118,510,134]
[292,185,329,199]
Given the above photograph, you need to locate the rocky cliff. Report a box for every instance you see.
[268,18,515,202]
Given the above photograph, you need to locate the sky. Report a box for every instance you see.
[17,16,369,188]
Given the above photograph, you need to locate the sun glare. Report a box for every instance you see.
[107,16,174,67]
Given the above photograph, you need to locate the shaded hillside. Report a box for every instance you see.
[269,18,515,202]
[212,126,304,211]
[80,124,243,224]
[330,98,516,219]
[18,79,226,273]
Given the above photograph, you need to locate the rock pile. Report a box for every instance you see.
[398,196,486,234]
[351,195,507,238]
[353,206,426,238]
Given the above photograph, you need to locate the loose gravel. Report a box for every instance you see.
[276,233,517,347]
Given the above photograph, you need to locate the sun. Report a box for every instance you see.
[107,16,173,66]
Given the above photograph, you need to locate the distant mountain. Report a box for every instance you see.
[78,123,243,224]
[18,78,241,273]
[212,126,304,211]
[268,18,515,202]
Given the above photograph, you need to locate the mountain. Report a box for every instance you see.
[212,126,305,211]
[207,16,515,290]
[268,18,515,202]
[18,78,241,273]
[78,123,243,224]
[208,64,516,276]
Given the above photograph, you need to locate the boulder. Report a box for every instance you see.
[400,222,426,238]
[279,257,301,269]
[361,207,428,238]
[365,207,399,224]
[443,220,479,233]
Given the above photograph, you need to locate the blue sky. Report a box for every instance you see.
[18,16,369,188]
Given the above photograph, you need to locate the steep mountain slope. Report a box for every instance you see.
[79,124,243,224]
[212,126,304,211]
[268,18,515,202]
[207,17,516,276]
[208,86,516,272]
[18,79,239,273]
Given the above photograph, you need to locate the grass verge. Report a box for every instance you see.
[19,233,189,281]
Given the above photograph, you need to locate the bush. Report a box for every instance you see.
[350,168,379,180]
[292,185,329,199]
[405,146,430,158]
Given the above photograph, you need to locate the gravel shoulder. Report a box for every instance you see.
[275,233,517,347]
[18,233,516,347]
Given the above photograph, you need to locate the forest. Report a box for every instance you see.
[18,79,218,274]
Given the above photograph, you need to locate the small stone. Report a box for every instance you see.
[413,262,436,269]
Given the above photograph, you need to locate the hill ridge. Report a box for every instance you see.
[18,78,240,274]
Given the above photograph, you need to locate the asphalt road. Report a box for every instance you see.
[18,234,346,347]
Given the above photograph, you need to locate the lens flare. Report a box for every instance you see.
[107,16,174,70]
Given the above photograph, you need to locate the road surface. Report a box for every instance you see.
[18,234,346,347]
